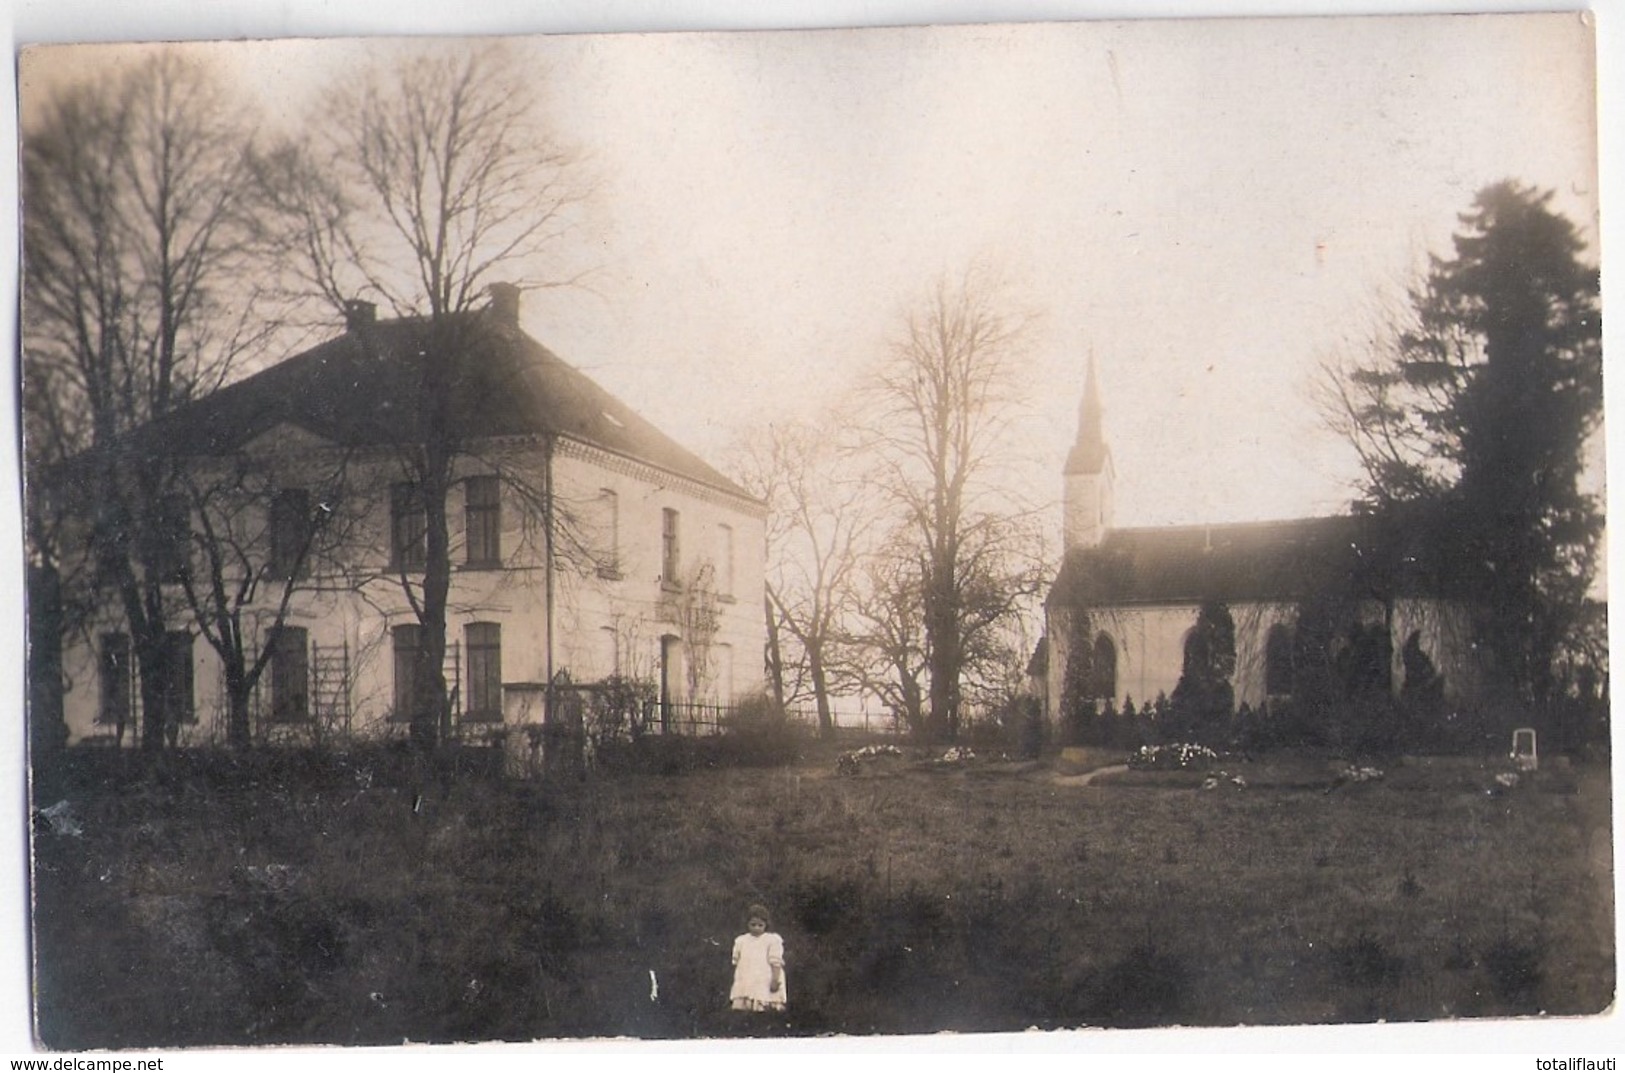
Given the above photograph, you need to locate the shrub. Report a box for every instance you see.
[587,675,658,747]
[594,734,700,775]
[961,711,1012,752]
[1169,601,1236,743]
[719,692,807,767]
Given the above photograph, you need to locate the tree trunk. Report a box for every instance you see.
[412,325,457,752]
[27,563,67,763]
[764,592,787,713]
[415,460,452,751]
[225,658,251,748]
[808,645,834,740]
[926,582,960,742]
[137,643,169,753]
[899,670,925,737]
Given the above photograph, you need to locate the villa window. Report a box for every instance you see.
[97,633,131,728]
[269,488,311,580]
[464,475,501,567]
[268,626,310,724]
[465,622,502,722]
[392,623,421,721]
[662,508,681,586]
[390,483,426,570]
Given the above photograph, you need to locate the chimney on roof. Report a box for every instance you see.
[344,299,376,333]
[488,282,521,328]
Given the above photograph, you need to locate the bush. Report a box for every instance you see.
[961,712,1012,752]
[593,734,702,775]
[719,692,807,767]
[587,675,658,747]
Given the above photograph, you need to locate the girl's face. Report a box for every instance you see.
[747,917,767,935]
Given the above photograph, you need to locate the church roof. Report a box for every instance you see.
[100,306,759,505]
[1048,513,1465,609]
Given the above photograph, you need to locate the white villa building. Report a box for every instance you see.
[55,287,767,748]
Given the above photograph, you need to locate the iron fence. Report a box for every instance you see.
[635,700,906,738]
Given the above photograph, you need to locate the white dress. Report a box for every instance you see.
[730,931,788,1011]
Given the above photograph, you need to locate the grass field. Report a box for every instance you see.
[28,742,1615,1048]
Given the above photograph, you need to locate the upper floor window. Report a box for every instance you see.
[269,488,311,580]
[661,508,681,586]
[390,483,426,571]
[268,626,310,724]
[465,622,502,722]
[716,523,735,598]
[596,489,621,578]
[464,475,501,568]
[149,494,190,580]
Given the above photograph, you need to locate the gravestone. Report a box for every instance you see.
[1511,727,1538,772]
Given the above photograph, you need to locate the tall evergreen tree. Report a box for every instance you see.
[1059,609,1097,744]
[1326,182,1602,701]
[1171,601,1236,738]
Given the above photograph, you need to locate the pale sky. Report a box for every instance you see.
[18,12,1604,537]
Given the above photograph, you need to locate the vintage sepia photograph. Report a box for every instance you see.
[16,7,1611,1050]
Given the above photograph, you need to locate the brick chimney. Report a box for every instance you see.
[487,282,521,328]
[344,299,376,333]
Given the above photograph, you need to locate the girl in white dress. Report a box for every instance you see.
[729,904,787,1012]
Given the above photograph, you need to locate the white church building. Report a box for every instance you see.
[1036,358,1480,723]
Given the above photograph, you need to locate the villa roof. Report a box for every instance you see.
[109,308,758,505]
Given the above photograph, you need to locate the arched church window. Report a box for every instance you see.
[1265,623,1294,697]
[1092,632,1117,700]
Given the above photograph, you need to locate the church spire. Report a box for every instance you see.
[1064,351,1108,475]
[1062,350,1114,550]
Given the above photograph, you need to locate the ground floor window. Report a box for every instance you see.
[97,632,131,728]
[392,623,421,722]
[159,631,195,726]
[268,626,310,724]
[465,622,502,722]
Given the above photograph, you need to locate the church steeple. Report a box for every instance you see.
[1065,353,1108,476]
[1062,352,1114,549]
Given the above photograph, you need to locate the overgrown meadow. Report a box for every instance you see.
[30,739,1614,1048]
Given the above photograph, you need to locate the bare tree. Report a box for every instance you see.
[255,43,593,749]
[837,530,928,734]
[733,419,872,737]
[23,54,273,751]
[173,450,362,747]
[858,268,1042,741]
